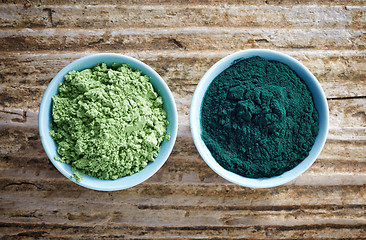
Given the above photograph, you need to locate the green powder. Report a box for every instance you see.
[50,63,169,180]
[201,56,319,178]
[70,172,82,182]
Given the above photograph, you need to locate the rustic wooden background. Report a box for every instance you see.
[0,0,365,239]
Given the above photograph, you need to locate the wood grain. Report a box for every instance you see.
[1,28,365,51]
[2,0,366,6]
[1,5,365,29]
[1,51,365,111]
[0,0,365,239]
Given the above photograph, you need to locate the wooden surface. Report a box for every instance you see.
[0,0,365,239]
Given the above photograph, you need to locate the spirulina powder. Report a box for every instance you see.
[201,56,319,178]
[50,63,169,180]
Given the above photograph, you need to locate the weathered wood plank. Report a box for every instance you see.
[1,130,365,186]
[1,51,365,112]
[0,222,365,239]
[1,51,364,88]
[1,180,366,207]
[0,28,365,51]
[1,124,365,163]
[320,139,366,162]
[1,198,365,227]
[0,5,365,29]
[1,0,366,6]
[1,155,366,186]
[1,180,366,239]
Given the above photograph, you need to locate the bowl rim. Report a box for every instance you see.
[39,53,178,191]
[190,49,329,188]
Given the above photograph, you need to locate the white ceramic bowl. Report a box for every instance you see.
[39,53,178,191]
[190,49,328,188]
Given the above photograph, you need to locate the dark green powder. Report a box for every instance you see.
[201,56,319,178]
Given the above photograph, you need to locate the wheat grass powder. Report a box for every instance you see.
[50,63,169,180]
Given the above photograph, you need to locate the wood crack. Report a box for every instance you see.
[327,96,366,101]
[1,222,366,231]
[0,110,27,123]
[42,8,55,27]
[169,38,186,49]
[17,231,48,238]
[136,204,366,212]
[2,182,42,190]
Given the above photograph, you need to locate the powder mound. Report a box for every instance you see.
[201,56,319,178]
[50,63,169,180]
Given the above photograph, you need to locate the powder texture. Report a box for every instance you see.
[50,63,169,180]
[201,56,319,178]
[70,172,82,182]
